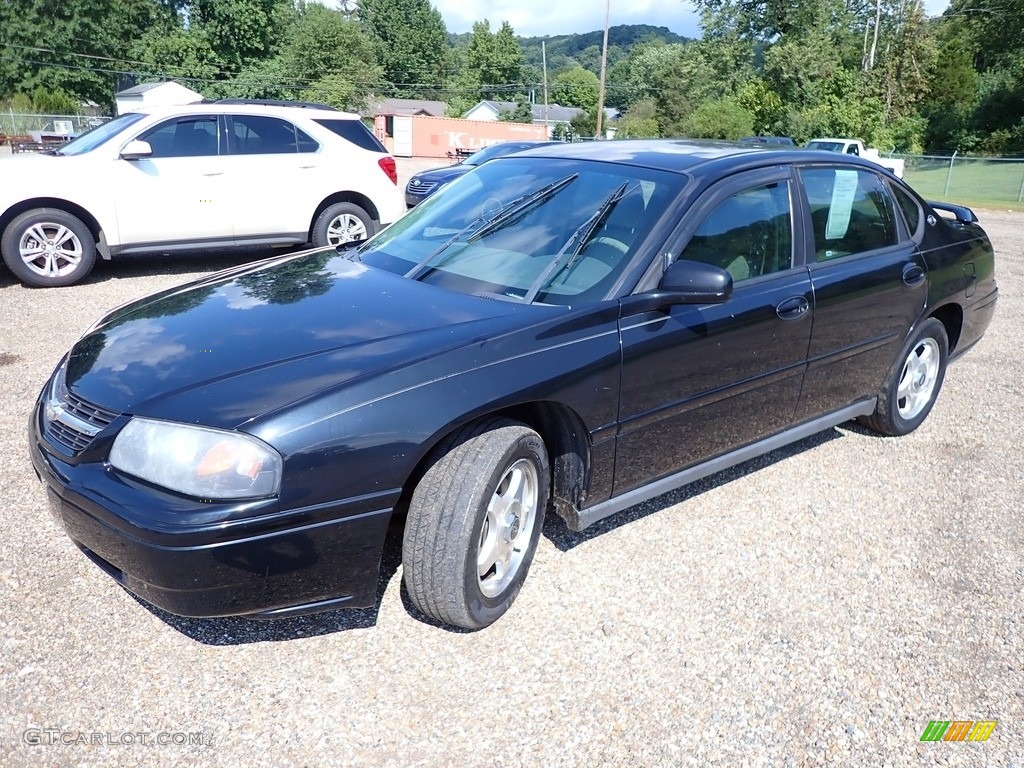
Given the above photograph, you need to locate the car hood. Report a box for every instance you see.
[410,165,474,185]
[64,250,529,428]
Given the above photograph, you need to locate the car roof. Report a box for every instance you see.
[502,139,892,178]
[133,102,359,121]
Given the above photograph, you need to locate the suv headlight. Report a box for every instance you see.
[110,418,282,500]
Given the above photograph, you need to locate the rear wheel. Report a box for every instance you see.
[2,208,96,287]
[312,202,374,247]
[860,318,948,436]
[402,418,549,630]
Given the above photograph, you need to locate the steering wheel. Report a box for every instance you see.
[588,236,630,255]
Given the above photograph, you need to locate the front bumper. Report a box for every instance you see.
[29,400,396,618]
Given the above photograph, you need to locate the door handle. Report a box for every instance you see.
[202,171,224,176]
[902,263,925,286]
[776,296,809,320]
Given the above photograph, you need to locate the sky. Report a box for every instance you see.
[427,0,953,39]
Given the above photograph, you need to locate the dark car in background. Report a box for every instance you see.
[30,140,997,631]
[739,135,796,146]
[404,140,559,207]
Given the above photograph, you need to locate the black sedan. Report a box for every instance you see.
[29,141,998,630]
[404,140,558,207]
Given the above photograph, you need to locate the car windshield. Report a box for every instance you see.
[358,157,685,305]
[463,142,528,166]
[806,141,844,152]
[54,112,147,156]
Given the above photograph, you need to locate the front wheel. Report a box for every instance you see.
[402,418,550,630]
[2,208,97,287]
[311,202,374,247]
[860,318,949,436]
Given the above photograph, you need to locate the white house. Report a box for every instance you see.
[463,100,618,138]
[115,82,204,115]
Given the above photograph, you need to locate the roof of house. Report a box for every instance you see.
[367,98,447,117]
[468,100,586,124]
[116,81,203,97]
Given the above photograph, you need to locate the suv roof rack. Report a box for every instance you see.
[213,99,341,111]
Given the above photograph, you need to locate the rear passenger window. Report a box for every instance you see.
[315,119,387,153]
[680,182,793,282]
[892,185,922,238]
[802,168,898,261]
[229,115,319,154]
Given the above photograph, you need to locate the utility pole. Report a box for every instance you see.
[542,40,549,136]
[595,0,610,139]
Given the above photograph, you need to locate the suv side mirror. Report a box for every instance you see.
[120,140,153,160]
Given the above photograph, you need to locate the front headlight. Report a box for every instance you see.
[109,418,283,500]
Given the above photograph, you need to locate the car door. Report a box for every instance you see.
[222,114,321,241]
[112,114,227,247]
[614,169,813,495]
[794,165,927,421]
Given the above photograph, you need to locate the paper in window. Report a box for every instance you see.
[825,170,859,240]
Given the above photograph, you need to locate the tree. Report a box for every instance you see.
[132,30,221,85]
[498,100,533,123]
[358,0,448,96]
[569,106,597,137]
[465,20,525,99]
[0,0,177,107]
[552,66,600,110]
[614,98,660,137]
[281,3,381,106]
[188,0,295,72]
[684,95,754,139]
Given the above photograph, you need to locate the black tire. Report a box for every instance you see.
[311,202,375,247]
[2,207,97,287]
[860,318,949,436]
[403,418,550,630]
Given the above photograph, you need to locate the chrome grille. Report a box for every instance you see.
[63,391,118,428]
[408,179,438,193]
[45,391,119,454]
[47,419,94,452]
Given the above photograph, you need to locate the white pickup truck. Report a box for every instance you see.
[805,138,905,179]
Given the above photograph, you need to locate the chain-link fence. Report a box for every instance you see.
[891,153,1024,205]
[0,112,110,140]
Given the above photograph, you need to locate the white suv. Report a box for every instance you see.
[0,100,404,287]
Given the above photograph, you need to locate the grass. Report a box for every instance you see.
[902,157,1024,210]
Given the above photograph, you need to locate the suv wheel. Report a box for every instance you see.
[2,208,97,287]
[312,203,374,247]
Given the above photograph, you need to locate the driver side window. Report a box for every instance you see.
[680,181,793,282]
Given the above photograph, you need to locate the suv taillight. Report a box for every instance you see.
[378,156,397,185]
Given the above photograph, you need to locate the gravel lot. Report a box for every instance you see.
[1,163,1021,767]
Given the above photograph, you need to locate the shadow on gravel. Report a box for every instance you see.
[0,247,303,290]
[88,247,302,283]
[131,518,407,644]
[116,424,855,640]
[543,427,845,552]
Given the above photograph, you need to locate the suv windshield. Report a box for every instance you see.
[358,157,685,305]
[55,112,147,156]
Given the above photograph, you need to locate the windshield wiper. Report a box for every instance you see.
[466,173,578,243]
[522,182,631,304]
[404,173,578,281]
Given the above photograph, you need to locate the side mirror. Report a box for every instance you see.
[659,259,733,302]
[119,140,153,160]
[621,260,733,316]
